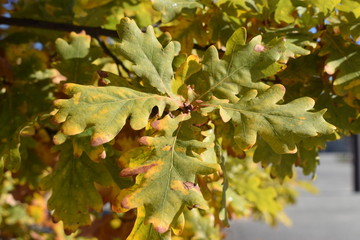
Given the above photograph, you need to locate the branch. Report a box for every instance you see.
[0,16,215,52]
[0,17,161,37]
[0,16,119,38]
[94,36,129,75]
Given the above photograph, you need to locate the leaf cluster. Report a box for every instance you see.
[0,0,359,239]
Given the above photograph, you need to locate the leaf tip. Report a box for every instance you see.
[99,150,106,159]
[91,135,110,146]
[254,44,266,52]
[154,225,168,234]
[62,83,75,95]
[139,136,151,145]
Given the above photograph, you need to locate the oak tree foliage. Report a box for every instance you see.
[0,0,359,239]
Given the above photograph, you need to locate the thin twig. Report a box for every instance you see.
[95,36,130,76]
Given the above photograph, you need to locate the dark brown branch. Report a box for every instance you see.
[0,16,119,38]
[0,17,161,37]
[0,17,211,52]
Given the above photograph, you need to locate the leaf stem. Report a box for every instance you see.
[95,36,129,76]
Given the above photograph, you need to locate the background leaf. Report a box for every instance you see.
[41,143,113,233]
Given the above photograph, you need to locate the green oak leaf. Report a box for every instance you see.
[161,15,211,53]
[0,140,21,173]
[56,32,91,59]
[40,143,112,233]
[351,117,360,134]
[54,32,101,85]
[235,173,282,217]
[116,18,180,96]
[119,114,220,233]
[71,128,106,162]
[0,68,54,174]
[254,139,297,180]
[52,83,180,146]
[309,0,341,16]
[254,139,323,180]
[53,128,107,162]
[315,91,357,134]
[152,0,202,23]
[180,209,221,240]
[194,27,308,102]
[202,84,335,154]
[336,0,360,18]
[274,0,295,24]
[320,34,360,99]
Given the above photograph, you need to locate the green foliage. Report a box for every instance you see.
[41,143,113,233]
[1,0,360,239]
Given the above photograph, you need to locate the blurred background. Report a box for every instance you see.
[225,136,360,240]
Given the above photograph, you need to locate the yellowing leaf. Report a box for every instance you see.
[119,114,220,233]
[161,14,211,53]
[55,32,101,84]
[275,0,295,24]
[127,207,171,240]
[116,18,180,96]
[173,55,201,96]
[52,83,179,146]
[152,0,203,23]
[337,0,360,18]
[175,209,221,240]
[309,0,341,15]
[202,85,335,154]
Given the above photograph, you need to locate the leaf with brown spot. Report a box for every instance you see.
[117,114,220,234]
[191,28,309,102]
[52,83,180,146]
[115,18,180,96]
[202,85,335,154]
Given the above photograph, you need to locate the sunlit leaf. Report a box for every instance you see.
[193,28,309,102]
[118,114,220,233]
[115,18,180,96]
[202,85,335,153]
[127,207,171,240]
[52,83,179,146]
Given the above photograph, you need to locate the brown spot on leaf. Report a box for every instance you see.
[99,150,106,159]
[138,136,150,145]
[154,225,168,234]
[64,229,74,235]
[121,196,132,209]
[97,70,108,78]
[120,163,158,177]
[254,44,266,52]
[91,136,110,146]
[162,145,172,151]
[183,181,196,190]
[151,120,162,130]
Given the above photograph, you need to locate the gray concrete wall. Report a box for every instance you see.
[224,153,360,240]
